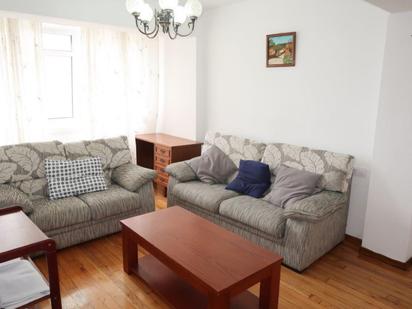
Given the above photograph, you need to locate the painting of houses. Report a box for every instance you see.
[267,32,296,67]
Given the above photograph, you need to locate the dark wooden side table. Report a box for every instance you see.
[0,206,62,309]
[135,133,202,195]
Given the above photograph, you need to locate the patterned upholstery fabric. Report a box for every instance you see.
[10,178,49,201]
[45,182,155,250]
[284,191,347,221]
[0,184,33,214]
[172,181,239,213]
[167,175,350,271]
[0,137,156,251]
[261,143,354,192]
[0,141,66,198]
[46,208,144,250]
[30,197,91,232]
[204,132,266,167]
[219,196,286,238]
[63,136,131,170]
[164,161,198,182]
[112,163,157,192]
[0,141,66,183]
[78,184,141,220]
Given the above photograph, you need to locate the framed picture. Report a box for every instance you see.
[266,32,296,67]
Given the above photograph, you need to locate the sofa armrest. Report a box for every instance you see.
[164,161,198,183]
[112,163,157,192]
[283,191,347,222]
[0,184,33,215]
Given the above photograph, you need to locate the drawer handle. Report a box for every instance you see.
[159,158,166,163]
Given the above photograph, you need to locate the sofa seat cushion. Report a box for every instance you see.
[219,196,286,238]
[78,184,140,220]
[30,197,91,232]
[172,181,239,213]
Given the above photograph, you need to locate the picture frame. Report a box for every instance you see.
[266,32,296,67]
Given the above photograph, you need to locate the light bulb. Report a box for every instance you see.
[126,0,145,14]
[159,0,178,10]
[140,3,154,21]
[185,0,202,18]
[173,5,187,25]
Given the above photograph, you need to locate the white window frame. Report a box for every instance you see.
[41,23,80,121]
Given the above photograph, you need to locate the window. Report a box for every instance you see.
[42,24,79,120]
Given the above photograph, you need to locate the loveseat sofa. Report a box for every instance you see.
[165,132,354,271]
[0,136,156,249]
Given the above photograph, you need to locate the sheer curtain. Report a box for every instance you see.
[0,16,159,157]
[0,18,47,144]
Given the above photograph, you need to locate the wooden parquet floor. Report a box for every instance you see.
[35,192,412,309]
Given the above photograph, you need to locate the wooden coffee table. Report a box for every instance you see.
[0,207,62,309]
[121,206,282,309]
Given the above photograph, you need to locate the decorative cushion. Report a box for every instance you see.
[45,158,107,200]
[226,160,271,198]
[0,141,65,184]
[204,132,266,167]
[219,195,286,239]
[189,145,237,184]
[112,163,157,192]
[0,184,33,214]
[63,136,131,170]
[78,184,141,220]
[261,143,354,193]
[172,181,239,213]
[30,197,91,231]
[263,165,321,208]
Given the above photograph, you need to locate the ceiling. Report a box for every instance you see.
[201,0,412,12]
[364,0,412,12]
[200,0,243,9]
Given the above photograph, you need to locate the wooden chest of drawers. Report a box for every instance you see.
[135,134,202,195]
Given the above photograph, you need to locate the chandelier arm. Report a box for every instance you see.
[147,24,160,39]
[176,19,196,37]
[134,15,158,36]
[167,27,178,40]
[134,18,150,35]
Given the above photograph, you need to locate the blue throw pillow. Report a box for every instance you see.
[226,160,271,198]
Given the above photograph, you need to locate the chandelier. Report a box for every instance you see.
[126,0,203,39]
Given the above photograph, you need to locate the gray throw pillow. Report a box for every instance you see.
[188,145,237,184]
[263,165,321,208]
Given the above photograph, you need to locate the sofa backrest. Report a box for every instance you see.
[0,136,132,200]
[63,136,132,183]
[203,132,354,193]
[0,141,66,199]
[204,132,267,167]
[261,143,353,193]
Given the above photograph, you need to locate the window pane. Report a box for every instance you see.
[43,33,72,51]
[44,55,73,119]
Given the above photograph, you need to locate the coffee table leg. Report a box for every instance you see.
[46,242,62,309]
[123,228,138,274]
[208,293,230,309]
[259,263,281,309]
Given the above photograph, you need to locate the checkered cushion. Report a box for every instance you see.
[45,157,107,200]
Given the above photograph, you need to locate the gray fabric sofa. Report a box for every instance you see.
[0,136,156,249]
[165,132,354,272]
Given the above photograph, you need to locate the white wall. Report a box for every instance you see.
[157,37,198,140]
[362,11,412,262]
[197,0,388,237]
